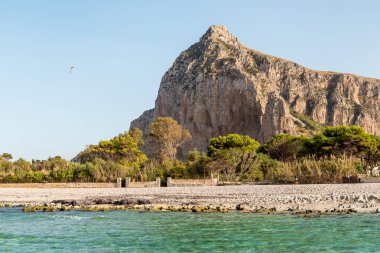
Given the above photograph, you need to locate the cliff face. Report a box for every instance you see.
[131,25,380,156]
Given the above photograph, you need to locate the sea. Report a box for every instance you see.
[0,208,379,252]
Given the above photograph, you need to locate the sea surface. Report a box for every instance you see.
[0,208,379,252]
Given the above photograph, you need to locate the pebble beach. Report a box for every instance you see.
[1,183,380,213]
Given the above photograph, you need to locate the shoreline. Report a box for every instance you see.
[1,184,380,214]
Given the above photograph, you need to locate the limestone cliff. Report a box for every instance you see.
[131,25,380,156]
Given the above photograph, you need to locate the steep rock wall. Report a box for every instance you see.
[131,25,380,156]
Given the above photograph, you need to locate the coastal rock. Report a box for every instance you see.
[137,199,151,205]
[131,25,380,156]
[113,199,135,206]
[236,202,250,211]
[94,198,114,205]
[52,199,79,206]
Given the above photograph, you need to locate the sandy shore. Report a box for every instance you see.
[1,183,380,213]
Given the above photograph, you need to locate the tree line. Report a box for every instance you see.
[1,117,378,184]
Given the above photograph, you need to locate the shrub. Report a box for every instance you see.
[269,156,361,184]
[207,134,260,157]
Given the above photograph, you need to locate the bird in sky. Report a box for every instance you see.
[69,66,75,74]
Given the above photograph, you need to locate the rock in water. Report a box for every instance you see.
[131,25,380,157]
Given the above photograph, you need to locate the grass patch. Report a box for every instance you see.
[289,108,325,132]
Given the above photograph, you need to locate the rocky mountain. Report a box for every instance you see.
[131,25,380,156]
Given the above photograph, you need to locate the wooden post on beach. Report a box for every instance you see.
[116,177,122,188]
[125,177,131,188]
[156,177,161,187]
[210,173,218,186]
[167,177,172,187]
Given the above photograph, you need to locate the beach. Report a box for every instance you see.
[1,183,380,213]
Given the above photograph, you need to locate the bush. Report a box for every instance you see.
[269,156,361,184]
[263,134,309,161]
[207,134,260,157]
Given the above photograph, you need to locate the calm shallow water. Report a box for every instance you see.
[0,209,379,252]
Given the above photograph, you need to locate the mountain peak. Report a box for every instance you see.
[200,25,239,45]
[205,25,229,35]
[132,26,380,159]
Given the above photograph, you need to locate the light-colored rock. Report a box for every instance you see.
[131,25,380,156]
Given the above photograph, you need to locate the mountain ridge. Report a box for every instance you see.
[131,25,380,157]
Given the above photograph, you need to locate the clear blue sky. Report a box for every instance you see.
[1,0,379,161]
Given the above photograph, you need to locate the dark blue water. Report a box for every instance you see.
[0,208,379,252]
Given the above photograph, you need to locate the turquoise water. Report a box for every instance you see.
[0,209,379,252]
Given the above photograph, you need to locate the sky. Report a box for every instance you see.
[0,0,379,161]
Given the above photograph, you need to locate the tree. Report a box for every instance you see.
[363,135,380,166]
[149,117,191,161]
[305,126,373,158]
[129,127,144,148]
[206,147,256,181]
[0,153,13,161]
[263,134,308,161]
[185,150,210,178]
[0,158,13,173]
[74,128,147,168]
[207,134,260,157]
[205,134,261,181]
[13,158,32,176]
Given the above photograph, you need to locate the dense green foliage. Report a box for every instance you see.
[260,134,308,161]
[74,128,147,167]
[166,126,377,183]
[0,156,135,183]
[207,134,260,157]
[1,153,13,161]
[0,129,147,183]
[304,126,378,159]
[1,124,379,184]
[204,134,261,181]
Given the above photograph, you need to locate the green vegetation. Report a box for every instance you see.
[1,122,379,184]
[0,128,147,183]
[271,156,361,184]
[259,134,308,161]
[73,128,147,168]
[289,108,324,132]
[207,134,260,157]
[205,134,261,181]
